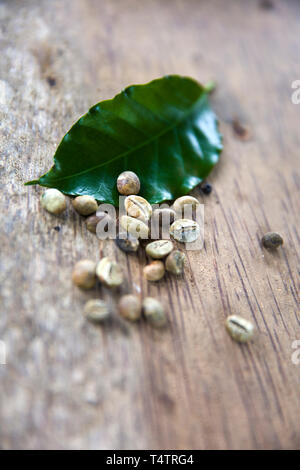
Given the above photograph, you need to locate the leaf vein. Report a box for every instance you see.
[45,92,206,184]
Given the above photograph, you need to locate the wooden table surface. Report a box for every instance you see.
[0,0,299,450]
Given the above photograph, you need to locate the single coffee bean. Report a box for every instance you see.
[173,195,200,216]
[83,299,110,323]
[142,297,167,328]
[165,250,186,275]
[86,212,110,234]
[96,257,123,287]
[120,215,149,239]
[124,195,152,222]
[201,182,212,195]
[152,208,176,225]
[72,195,98,216]
[145,240,173,259]
[41,188,67,215]
[170,219,200,243]
[72,259,97,289]
[143,261,165,281]
[116,233,139,253]
[117,171,140,195]
[118,294,141,321]
[262,232,283,249]
[225,315,254,343]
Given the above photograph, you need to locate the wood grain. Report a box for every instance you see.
[0,0,299,449]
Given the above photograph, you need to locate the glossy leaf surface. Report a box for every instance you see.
[26,75,222,205]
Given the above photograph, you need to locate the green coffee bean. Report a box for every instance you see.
[118,295,141,321]
[72,259,97,289]
[173,195,199,216]
[225,315,254,343]
[86,212,110,234]
[142,297,167,328]
[120,215,149,239]
[41,188,67,215]
[72,195,98,216]
[143,261,165,281]
[152,208,176,225]
[96,257,123,287]
[165,250,185,275]
[124,195,152,222]
[170,219,200,243]
[83,299,110,322]
[145,240,173,259]
[117,171,140,195]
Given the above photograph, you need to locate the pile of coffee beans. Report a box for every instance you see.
[41,171,283,342]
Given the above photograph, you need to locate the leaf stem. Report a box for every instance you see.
[204,81,216,93]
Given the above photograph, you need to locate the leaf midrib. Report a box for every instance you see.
[43,91,206,183]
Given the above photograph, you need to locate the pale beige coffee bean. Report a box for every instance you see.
[143,261,165,281]
[117,171,140,195]
[142,297,167,328]
[170,219,200,243]
[41,188,67,215]
[173,195,199,216]
[118,295,141,322]
[72,195,98,216]
[165,250,186,275]
[145,240,173,259]
[72,259,97,289]
[83,299,110,323]
[152,208,176,225]
[225,315,254,343]
[124,195,152,222]
[120,215,149,239]
[85,212,110,234]
[96,257,123,287]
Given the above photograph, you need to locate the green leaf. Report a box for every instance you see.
[26,75,222,205]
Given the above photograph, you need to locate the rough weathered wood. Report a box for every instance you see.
[0,0,299,450]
